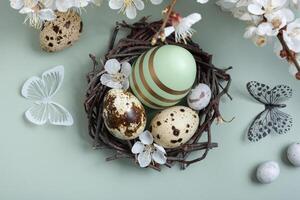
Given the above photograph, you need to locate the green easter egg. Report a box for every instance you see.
[129,45,197,109]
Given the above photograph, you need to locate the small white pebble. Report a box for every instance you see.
[287,142,300,167]
[256,161,280,184]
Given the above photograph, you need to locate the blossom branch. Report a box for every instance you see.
[151,0,177,45]
[277,31,300,79]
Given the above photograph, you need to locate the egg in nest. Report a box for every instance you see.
[103,89,147,140]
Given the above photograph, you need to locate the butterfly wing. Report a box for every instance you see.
[248,109,273,142]
[246,81,272,105]
[25,102,48,125]
[269,85,292,105]
[48,102,74,126]
[270,108,293,134]
[21,66,64,101]
[25,102,73,126]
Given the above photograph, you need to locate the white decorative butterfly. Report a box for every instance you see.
[21,66,74,126]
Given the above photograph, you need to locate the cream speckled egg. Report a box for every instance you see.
[187,83,211,111]
[40,11,82,52]
[103,89,147,140]
[149,106,199,148]
[256,161,280,184]
[287,142,300,167]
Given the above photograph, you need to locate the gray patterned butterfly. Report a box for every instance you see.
[246,81,293,142]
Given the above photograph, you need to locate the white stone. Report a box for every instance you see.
[287,143,300,167]
[256,161,280,184]
[187,83,211,111]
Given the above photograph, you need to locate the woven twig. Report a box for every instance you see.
[84,17,232,171]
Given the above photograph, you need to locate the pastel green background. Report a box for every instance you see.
[0,0,299,200]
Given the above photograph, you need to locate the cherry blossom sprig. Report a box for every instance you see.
[217,0,300,80]
[151,0,208,45]
[10,0,101,28]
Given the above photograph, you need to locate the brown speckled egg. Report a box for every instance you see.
[150,106,199,148]
[40,10,82,52]
[103,89,147,140]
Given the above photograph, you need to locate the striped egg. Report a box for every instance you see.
[129,45,197,109]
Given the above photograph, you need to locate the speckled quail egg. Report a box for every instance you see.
[40,10,82,52]
[287,142,300,167]
[149,106,199,149]
[256,161,280,184]
[103,89,147,140]
[187,83,212,111]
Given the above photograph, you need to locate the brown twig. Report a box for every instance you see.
[277,31,300,79]
[151,0,177,45]
[84,18,232,171]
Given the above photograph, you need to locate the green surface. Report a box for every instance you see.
[0,1,300,200]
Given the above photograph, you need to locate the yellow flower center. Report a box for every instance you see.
[124,0,133,7]
[113,73,126,82]
[272,18,282,29]
[24,0,36,7]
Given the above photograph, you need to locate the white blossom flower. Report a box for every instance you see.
[283,18,300,53]
[244,25,268,46]
[131,130,167,168]
[10,0,38,10]
[100,59,131,90]
[108,0,144,19]
[20,6,56,28]
[164,13,202,43]
[256,9,294,36]
[248,0,287,16]
[217,0,257,21]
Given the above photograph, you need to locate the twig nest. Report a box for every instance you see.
[256,161,280,184]
[103,89,147,140]
[149,106,199,148]
[287,142,300,166]
[187,83,212,110]
[40,11,83,52]
[129,45,197,109]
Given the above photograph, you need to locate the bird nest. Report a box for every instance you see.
[84,17,232,171]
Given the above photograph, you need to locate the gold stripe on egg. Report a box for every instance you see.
[131,54,164,109]
[138,52,178,104]
[148,47,190,96]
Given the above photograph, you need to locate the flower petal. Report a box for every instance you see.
[139,130,153,145]
[120,62,132,77]
[100,74,122,89]
[152,150,167,165]
[137,151,152,167]
[109,0,124,9]
[164,26,175,37]
[55,0,74,12]
[19,7,32,14]
[39,9,56,21]
[10,0,24,10]
[131,141,145,154]
[248,4,265,15]
[184,13,202,25]
[126,4,137,19]
[244,26,257,38]
[197,0,209,4]
[150,0,163,5]
[257,22,275,36]
[272,0,287,9]
[104,59,121,74]
[133,0,145,10]
[154,143,166,154]
[122,79,130,90]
